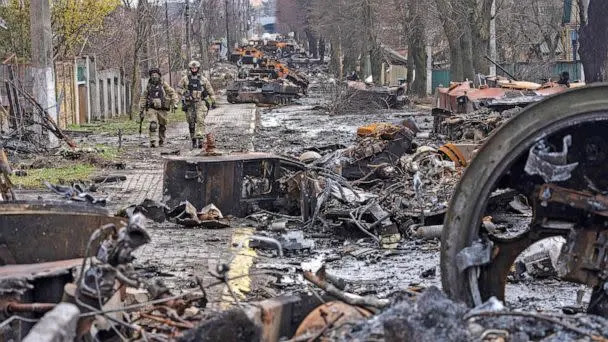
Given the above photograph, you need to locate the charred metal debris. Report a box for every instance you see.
[161,120,469,249]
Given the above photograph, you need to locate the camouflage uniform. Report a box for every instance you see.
[139,76,178,147]
[177,62,216,147]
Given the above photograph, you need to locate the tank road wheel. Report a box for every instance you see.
[440,85,608,315]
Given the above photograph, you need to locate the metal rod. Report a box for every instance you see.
[3,301,56,314]
[484,55,518,81]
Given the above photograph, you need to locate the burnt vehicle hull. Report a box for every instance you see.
[163,153,305,217]
[227,79,304,105]
[347,81,408,109]
[440,85,608,317]
[226,79,266,104]
[0,201,126,338]
[0,201,125,264]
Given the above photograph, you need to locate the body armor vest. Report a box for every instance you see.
[147,83,167,110]
[187,74,208,101]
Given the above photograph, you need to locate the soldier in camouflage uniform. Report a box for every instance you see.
[139,68,179,147]
[177,60,216,149]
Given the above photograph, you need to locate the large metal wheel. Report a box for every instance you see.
[441,84,608,312]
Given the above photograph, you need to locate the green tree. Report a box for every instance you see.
[0,0,120,60]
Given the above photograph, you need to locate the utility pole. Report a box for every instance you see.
[489,0,497,76]
[30,0,58,146]
[165,0,172,85]
[225,0,232,51]
[185,0,191,61]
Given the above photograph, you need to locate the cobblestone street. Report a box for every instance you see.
[119,100,259,300]
[12,100,260,302]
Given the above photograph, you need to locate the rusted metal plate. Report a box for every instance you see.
[294,301,372,339]
[163,153,304,217]
[0,201,125,264]
[435,82,569,114]
[0,258,82,280]
[244,295,323,342]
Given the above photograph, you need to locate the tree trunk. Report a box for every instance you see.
[449,40,464,81]
[468,0,492,75]
[198,0,210,73]
[435,0,465,81]
[371,45,383,83]
[579,0,608,82]
[411,33,427,97]
[460,27,475,81]
[129,0,149,117]
[406,47,414,86]
[408,0,427,96]
[319,37,326,62]
[306,29,318,58]
[330,38,343,79]
[129,53,141,117]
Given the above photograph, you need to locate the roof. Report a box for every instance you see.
[381,45,408,66]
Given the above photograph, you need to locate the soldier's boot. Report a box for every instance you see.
[191,139,197,149]
[159,125,166,147]
[197,138,204,149]
[149,121,158,148]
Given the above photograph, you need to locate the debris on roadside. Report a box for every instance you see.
[165,200,230,229]
[44,181,107,206]
[325,287,607,341]
[433,106,522,142]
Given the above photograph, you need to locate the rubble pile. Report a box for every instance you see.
[329,287,608,342]
[232,121,464,250]
[209,62,239,91]
[319,81,408,116]
[434,107,522,142]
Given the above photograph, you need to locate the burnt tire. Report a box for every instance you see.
[440,84,608,306]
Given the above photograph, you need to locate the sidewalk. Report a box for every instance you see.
[110,100,259,297]
[104,100,258,210]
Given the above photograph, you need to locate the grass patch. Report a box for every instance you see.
[94,145,120,160]
[13,164,96,189]
[68,109,187,136]
[167,108,187,124]
[69,116,139,136]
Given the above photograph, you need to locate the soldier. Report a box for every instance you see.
[178,60,217,149]
[139,68,178,148]
[557,71,570,88]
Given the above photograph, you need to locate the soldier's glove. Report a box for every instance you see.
[211,102,217,110]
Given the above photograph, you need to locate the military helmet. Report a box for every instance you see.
[149,67,161,76]
[188,60,201,69]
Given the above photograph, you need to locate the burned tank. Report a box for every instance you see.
[226,78,265,104]
[227,78,302,105]
[261,80,302,105]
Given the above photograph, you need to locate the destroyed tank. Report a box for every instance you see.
[261,80,302,105]
[226,78,266,104]
[440,84,608,317]
[227,78,302,105]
